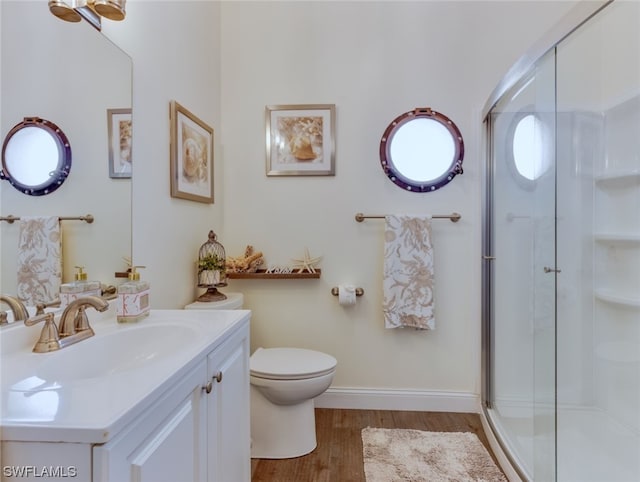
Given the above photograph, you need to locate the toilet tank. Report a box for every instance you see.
[184,293,244,310]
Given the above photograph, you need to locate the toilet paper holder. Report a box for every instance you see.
[330,287,364,297]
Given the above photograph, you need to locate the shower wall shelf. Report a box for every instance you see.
[226,269,321,279]
[594,170,640,188]
[594,234,640,245]
[594,289,640,308]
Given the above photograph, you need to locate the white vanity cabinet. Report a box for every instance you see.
[206,326,250,482]
[93,320,250,482]
[2,310,251,482]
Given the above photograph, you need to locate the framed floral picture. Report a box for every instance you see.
[265,104,335,176]
[170,101,214,203]
[107,108,132,179]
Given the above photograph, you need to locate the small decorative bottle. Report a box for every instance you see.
[59,266,102,309]
[116,266,150,323]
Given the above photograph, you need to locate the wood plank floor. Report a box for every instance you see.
[251,408,503,482]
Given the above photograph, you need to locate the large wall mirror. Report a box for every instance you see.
[0,1,132,307]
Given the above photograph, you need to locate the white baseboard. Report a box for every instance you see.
[315,387,479,413]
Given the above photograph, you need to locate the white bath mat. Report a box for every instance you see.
[362,428,507,482]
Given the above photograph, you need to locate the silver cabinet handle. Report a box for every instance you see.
[214,371,223,383]
[483,256,496,260]
[543,267,561,273]
[203,381,213,394]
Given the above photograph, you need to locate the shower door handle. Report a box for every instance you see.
[543,267,561,273]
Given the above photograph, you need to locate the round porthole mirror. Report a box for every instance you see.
[1,117,72,196]
[380,107,464,192]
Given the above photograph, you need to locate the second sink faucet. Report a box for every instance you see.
[0,294,29,324]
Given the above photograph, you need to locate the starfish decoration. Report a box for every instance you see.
[291,247,322,274]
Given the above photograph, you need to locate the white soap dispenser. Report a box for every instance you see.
[116,265,150,323]
[59,266,102,308]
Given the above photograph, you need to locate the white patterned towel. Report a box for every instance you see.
[17,216,62,305]
[383,215,435,330]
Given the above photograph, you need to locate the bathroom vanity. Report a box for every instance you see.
[1,307,250,482]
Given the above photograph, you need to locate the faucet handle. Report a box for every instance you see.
[35,298,61,316]
[25,312,54,327]
[25,313,61,353]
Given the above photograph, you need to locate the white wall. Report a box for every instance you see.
[219,1,577,402]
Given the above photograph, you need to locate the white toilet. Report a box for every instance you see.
[184,293,337,460]
[250,347,337,459]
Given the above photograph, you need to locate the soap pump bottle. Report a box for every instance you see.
[116,265,150,323]
[59,266,102,309]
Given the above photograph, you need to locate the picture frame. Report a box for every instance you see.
[266,104,335,176]
[107,108,132,179]
[170,100,214,203]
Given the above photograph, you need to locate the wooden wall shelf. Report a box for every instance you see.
[227,269,321,279]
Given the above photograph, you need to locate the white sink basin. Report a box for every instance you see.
[36,323,198,382]
[1,307,251,444]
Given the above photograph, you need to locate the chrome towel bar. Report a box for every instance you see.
[355,212,461,223]
[0,214,94,224]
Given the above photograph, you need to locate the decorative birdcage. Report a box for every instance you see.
[196,230,227,302]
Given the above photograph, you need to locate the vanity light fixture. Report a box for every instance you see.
[92,0,126,21]
[48,0,126,31]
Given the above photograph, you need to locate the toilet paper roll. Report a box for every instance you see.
[338,284,357,306]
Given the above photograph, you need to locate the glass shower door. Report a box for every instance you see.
[554,2,640,480]
[485,48,557,481]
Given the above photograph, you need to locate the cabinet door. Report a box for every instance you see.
[129,383,206,482]
[207,324,250,482]
[93,361,208,482]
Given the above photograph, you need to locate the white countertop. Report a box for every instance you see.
[0,306,250,444]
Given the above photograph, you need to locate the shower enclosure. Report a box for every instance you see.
[482,2,639,481]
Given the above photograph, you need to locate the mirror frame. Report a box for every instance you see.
[1,117,72,196]
[380,107,464,192]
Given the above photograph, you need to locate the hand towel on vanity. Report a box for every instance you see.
[383,215,435,330]
[17,216,62,305]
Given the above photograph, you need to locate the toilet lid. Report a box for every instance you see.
[250,347,337,380]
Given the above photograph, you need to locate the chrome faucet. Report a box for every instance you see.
[24,295,109,353]
[59,295,109,336]
[0,294,29,325]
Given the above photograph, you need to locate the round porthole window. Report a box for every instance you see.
[0,117,72,196]
[509,112,552,184]
[380,107,464,192]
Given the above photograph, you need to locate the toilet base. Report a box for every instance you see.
[250,385,317,459]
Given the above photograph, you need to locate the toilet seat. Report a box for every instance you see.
[250,347,337,381]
